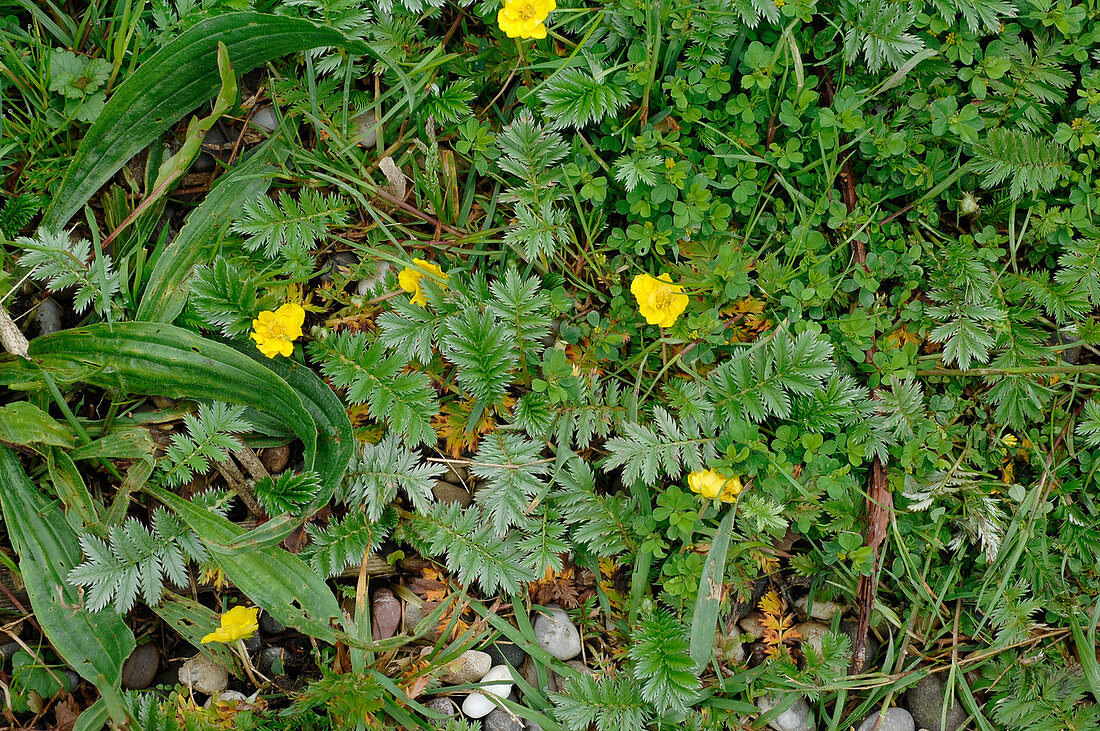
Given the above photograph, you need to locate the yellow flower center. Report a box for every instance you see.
[515,1,535,20]
[654,289,675,310]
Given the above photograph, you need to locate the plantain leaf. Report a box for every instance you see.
[689,505,736,672]
[47,447,101,529]
[152,592,237,668]
[136,139,282,323]
[42,12,353,229]
[0,401,76,447]
[146,484,345,644]
[230,339,353,510]
[18,322,321,480]
[0,445,134,722]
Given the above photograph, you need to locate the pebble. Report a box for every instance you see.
[484,708,524,731]
[441,650,492,685]
[372,588,402,640]
[66,669,81,691]
[403,601,427,634]
[525,723,544,731]
[260,445,290,474]
[795,621,830,655]
[258,646,286,677]
[551,660,595,692]
[794,596,844,622]
[179,655,228,695]
[242,633,262,654]
[522,656,554,694]
[533,606,582,660]
[442,464,469,485]
[842,620,881,669]
[203,690,248,710]
[121,643,160,689]
[423,695,457,719]
[486,641,527,669]
[739,611,767,640]
[432,480,473,507]
[260,610,286,636]
[756,694,812,731]
[904,675,966,731]
[251,107,279,133]
[714,631,746,663]
[1,641,21,660]
[34,298,64,337]
[353,110,378,148]
[461,665,513,719]
[856,708,915,731]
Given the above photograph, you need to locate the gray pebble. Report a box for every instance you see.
[795,621,830,655]
[486,641,527,669]
[423,695,457,717]
[257,646,286,677]
[34,298,64,337]
[484,708,524,731]
[242,633,262,654]
[121,643,160,690]
[260,610,285,636]
[739,611,767,640]
[533,606,581,661]
[856,708,915,731]
[179,654,228,695]
[66,669,81,691]
[352,110,378,148]
[251,107,279,133]
[203,690,248,710]
[904,675,966,731]
[1,641,21,660]
[756,694,813,731]
[842,620,881,670]
[432,480,473,507]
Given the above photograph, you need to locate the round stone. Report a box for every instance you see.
[484,708,524,731]
[739,611,767,640]
[179,655,228,695]
[258,646,286,677]
[904,675,966,731]
[260,611,285,636]
[432,481,472,507]
[372,588,401,640]
[121,643,160,690]
[441,650,492,685]
[533,607,582,660]
[795,622,830,655]
[486,641,527,669]
[756,694,812,731]
[856,708,915,731]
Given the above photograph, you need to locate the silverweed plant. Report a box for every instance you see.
[1,0,1099,730]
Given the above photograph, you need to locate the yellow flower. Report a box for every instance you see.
[398,258,448,307]
[249,303,305,359]
[688,469,742,503]
[201,605,259,644]
[631,273,689,328]
[497,0,555,39]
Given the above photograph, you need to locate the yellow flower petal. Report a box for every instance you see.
[632,273,688,328]
[398,259,448,308]
[688,469,739,502]
[201,605,259,644]
[249,302,306,359]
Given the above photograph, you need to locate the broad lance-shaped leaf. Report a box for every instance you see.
[145,485,345,644]
[136,139,281,323]
[0,445,134,718]
[42,12,354,229]
[14,322,319,479]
